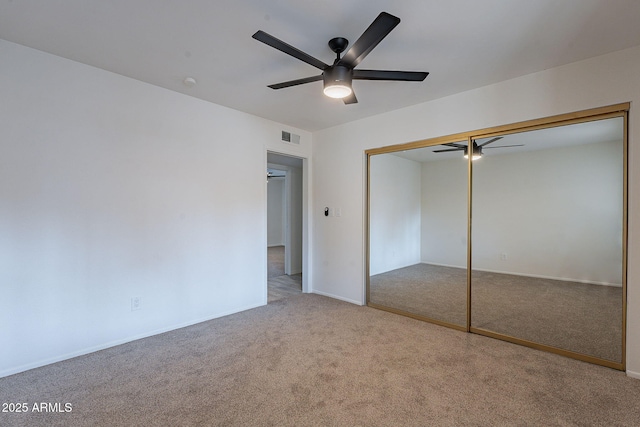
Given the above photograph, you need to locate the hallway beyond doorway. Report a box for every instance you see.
[267,245,301,302]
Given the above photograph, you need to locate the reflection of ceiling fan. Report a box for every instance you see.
[252,12,428,104]
[433,137,524,160]
[267,170,286,181]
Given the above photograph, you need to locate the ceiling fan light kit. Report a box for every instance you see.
[463,146,483,160]
[323,65,353,98]
[253,12,428,104]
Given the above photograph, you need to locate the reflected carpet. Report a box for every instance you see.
[370,263,622,362]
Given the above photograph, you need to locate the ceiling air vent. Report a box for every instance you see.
[281,130,300,145]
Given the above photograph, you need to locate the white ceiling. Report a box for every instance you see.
[1,0,639,132]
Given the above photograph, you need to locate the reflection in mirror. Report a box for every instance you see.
[368,144,467,327]
[471,117,624,363]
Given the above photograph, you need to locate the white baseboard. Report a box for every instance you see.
[312,289,364,306]
[626,370,640,380]
[0,302,265,379]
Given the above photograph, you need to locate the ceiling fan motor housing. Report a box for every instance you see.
[323,65,353,98]
[323,65,353,87]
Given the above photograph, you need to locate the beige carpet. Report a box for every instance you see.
[2,294,640,426]
[369,263,622,362]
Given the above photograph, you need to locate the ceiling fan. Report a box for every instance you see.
[433,137,524,160]
[252,12,428,104]
[267,170,286,181]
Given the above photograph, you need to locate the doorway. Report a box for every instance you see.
[267,152,305,302]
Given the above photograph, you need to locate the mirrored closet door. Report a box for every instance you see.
[471,116,625,367]
[366,104,627,370]
[368,143,468,329]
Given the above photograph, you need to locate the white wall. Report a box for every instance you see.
[421,158,468,268]
[473,140,623,284]
[311,45,640,375]
[369,154,421,275]
[419,140,623,285]
[0,40,312,377]
[267,178,285,246]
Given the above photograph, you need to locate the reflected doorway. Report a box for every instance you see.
[267,152,304,302]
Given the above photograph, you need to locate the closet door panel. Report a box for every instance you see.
[368,144,467,328]
[470,117,625,365]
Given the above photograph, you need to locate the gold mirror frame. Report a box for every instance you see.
[365,103,629,370]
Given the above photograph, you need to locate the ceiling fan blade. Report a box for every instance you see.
[268,75,323,89]
[477,137,503,147]
[343,91,358,104]
[253,30,329,70]
[339,12,400,68]
[433,147,464,153]
[442,142,467,148]
[353,69,428,81]
[483,144,525,149]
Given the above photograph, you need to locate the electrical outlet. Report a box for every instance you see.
[131,297,141,311]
